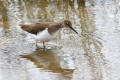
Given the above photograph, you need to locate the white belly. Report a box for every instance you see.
[36,28,53,42]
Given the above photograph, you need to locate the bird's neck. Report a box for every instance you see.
[48,23,62,35]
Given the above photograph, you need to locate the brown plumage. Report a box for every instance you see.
[19,22,54,34]
[19,20,78,35]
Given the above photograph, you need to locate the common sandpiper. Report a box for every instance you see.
[20,20,78,49]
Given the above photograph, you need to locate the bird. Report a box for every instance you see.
[19,19,78,50]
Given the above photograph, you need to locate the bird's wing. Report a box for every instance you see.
[19,22,55,34]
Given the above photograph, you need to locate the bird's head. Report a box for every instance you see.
[62,20,78,34]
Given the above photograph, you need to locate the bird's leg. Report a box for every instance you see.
[36,40,39,50]
[43,42,46,49]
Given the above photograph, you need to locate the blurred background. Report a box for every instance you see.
[0,0,120,80]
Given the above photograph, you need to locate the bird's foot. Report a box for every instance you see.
[36,46,40,50]
[36,46,47,51]
[36,44,57,51]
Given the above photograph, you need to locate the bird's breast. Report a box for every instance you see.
[36,28,54,42]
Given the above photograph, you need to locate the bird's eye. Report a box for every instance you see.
[66,22,69,26]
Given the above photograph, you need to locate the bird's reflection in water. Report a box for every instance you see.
[21,49,74,77]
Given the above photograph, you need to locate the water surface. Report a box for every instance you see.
[0,0,120,80]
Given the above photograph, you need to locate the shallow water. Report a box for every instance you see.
[0,0,120,80]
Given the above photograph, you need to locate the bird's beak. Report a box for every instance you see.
[69,26,78,34]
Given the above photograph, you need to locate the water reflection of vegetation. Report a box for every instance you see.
[0,1,9,30]
[21,49,74,77]
[79,3,106,80]
[0,0,86,27]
